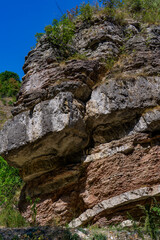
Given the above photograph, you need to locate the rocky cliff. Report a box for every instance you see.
[0,15,160,227]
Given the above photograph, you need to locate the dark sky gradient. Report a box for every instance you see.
[0,0,92,80]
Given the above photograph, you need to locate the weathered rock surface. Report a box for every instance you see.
[0,15,160,227]
[0,92,88,178]
[73,17,123,59]
[86,77,160,143]
[69,185,160,228]
[13,41,105,116]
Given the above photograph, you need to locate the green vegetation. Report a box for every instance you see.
[126,199,160,240]
[39,14,76,59]
[104,57,116,71]
[35,0,160,61]
[0,157,22,205]
[99,0,121,8]
[0,204,28,228]
[35,2,94,59]
[100,0,160,24]
[79,2,93,22]
[91,233,107,240]
[61,229,80,240]
[45,15,75,46]
[86,200,160,239]
[34,32,44,42]
[0,71,21,98]
[138,200,160,240]
[0,156,27,227]
[26,196,40,226]
[0,71,26,228]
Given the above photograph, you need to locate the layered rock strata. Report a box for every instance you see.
[0,16,160,226]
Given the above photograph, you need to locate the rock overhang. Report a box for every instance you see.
[0,92,88,169]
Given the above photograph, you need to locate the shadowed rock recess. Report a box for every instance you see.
[0,16,160,227]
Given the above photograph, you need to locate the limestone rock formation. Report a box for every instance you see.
[0,15,160,227]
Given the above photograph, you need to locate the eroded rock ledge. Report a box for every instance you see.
[69,185,160,228]
[0,16,160,226]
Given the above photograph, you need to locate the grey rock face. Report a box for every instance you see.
[86,76,160,143]
[15,55,105,116]
[73,19,123,59]
[0,92,88,170]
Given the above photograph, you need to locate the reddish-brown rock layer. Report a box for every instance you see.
[19,134,160,226]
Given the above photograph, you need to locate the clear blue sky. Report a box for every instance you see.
[0,0,93,80]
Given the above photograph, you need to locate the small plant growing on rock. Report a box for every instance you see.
[127,198,160,240]
[79,2,93,22]
[124,0,142,13]
[26,196,40,226]
[43,14,76,59]
[138,199,160,240]
[35,33,44,42]
[92,233,107,240]
[62,229,80,240]
[99,0,121,8]
[67,6,79,21]
[104,57,116,71]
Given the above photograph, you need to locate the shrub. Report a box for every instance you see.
[0,71,19,82]
[138,199,160,240]
[50,15,75,46]
[99,0,121,8]
[79,2,93,22]
[26,196,40,226]
[128,199,160,240]
[35,32,44,42]
[100,0,160,23]
[35,0,160,59]
[0,157,22,205]
[0,71,21,98]
[124,0,142,12]
[62,230,80,240]
[123,0,160,23]
[67,6,79,21]
[0,157,27,227]
[43,14,75,59]
[35,3,95,58]
[92,233,107,240]
[0,204,28,228]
